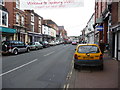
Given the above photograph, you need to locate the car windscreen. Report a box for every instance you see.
[78,45,100,53]
[2,41,10,45]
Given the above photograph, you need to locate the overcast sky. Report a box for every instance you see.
[35,0,95,36]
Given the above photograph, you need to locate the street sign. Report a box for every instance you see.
[96,26,103,31]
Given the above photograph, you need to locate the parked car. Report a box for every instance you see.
[28,42,43,50]
[2,41,30,55]
[72,41,77,45]
[55,41,60,45]
[74,44,103,70]
[49,41,56,46]
[39,41,49,48]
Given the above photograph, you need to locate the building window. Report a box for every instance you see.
[31,24,34,32]
[16,0,20,9]
[0,11,1,25]
[16,13,20,24]
[39,18,41,25]
[31,14,34,22]
[21,16,24,26]
[2,11,8,26]
[0,0,4,6]
[39,27,41,33]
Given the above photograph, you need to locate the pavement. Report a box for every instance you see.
[66,51,119,89]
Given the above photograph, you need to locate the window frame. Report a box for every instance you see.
[31,13,34,22]
[16,13,20,24]
[16,0,20,9]
[21,16,24,26]
[1,10,8,27]
[77,45,100,53]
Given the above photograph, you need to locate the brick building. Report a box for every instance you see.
[110,1,120,60]
[94,1,110,45]
[94,0,120,60]
[0,1,16,41]
[5,0,27,42]
[58,26,68,42]
[25,10,43,43]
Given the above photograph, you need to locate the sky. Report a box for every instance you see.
[35,0,95,36]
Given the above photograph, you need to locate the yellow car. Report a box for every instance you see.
[74,44,103,70]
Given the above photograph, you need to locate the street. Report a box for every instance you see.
[2,44,75,88]
[1,44,118,89]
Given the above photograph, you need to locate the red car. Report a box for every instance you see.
[72,41,77,45]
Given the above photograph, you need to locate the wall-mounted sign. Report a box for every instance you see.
[20,0,84,10]
[96,26,103,31]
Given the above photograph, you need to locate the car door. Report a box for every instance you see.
[18,41,26,52]
[36,42,41,49]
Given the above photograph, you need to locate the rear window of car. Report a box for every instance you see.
[78,45,100,53]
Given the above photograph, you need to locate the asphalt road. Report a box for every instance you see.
[2,44,76,88]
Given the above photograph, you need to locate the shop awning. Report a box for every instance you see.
[0,27,16,33]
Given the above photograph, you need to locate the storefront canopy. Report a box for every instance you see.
[0,27,16,33]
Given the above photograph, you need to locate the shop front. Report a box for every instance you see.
[111,25,120,61]
[28,32,42,43]
[0,27,16,41]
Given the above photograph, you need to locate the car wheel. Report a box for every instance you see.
[36,47,38,50]
[13,49,18,55]
[27,48,30,52]
[99,64,103,70]
[74,63,78,69]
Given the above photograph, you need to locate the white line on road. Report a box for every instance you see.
[0,59,38,76]
[44,51,55,56]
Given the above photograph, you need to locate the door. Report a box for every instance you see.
[118,31,120,60]
[114,33,117,59]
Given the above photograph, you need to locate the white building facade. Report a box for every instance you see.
[85,13,95,44]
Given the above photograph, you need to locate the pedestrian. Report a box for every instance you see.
[99,40,105,53]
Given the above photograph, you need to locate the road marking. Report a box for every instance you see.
[44,51,55,56]
[63,85,66,88]
[0,59,38,76]
[66,84,69,89]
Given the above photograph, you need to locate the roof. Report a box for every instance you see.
[77,44,99,46]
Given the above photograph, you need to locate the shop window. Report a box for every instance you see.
[2,11,8,26]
